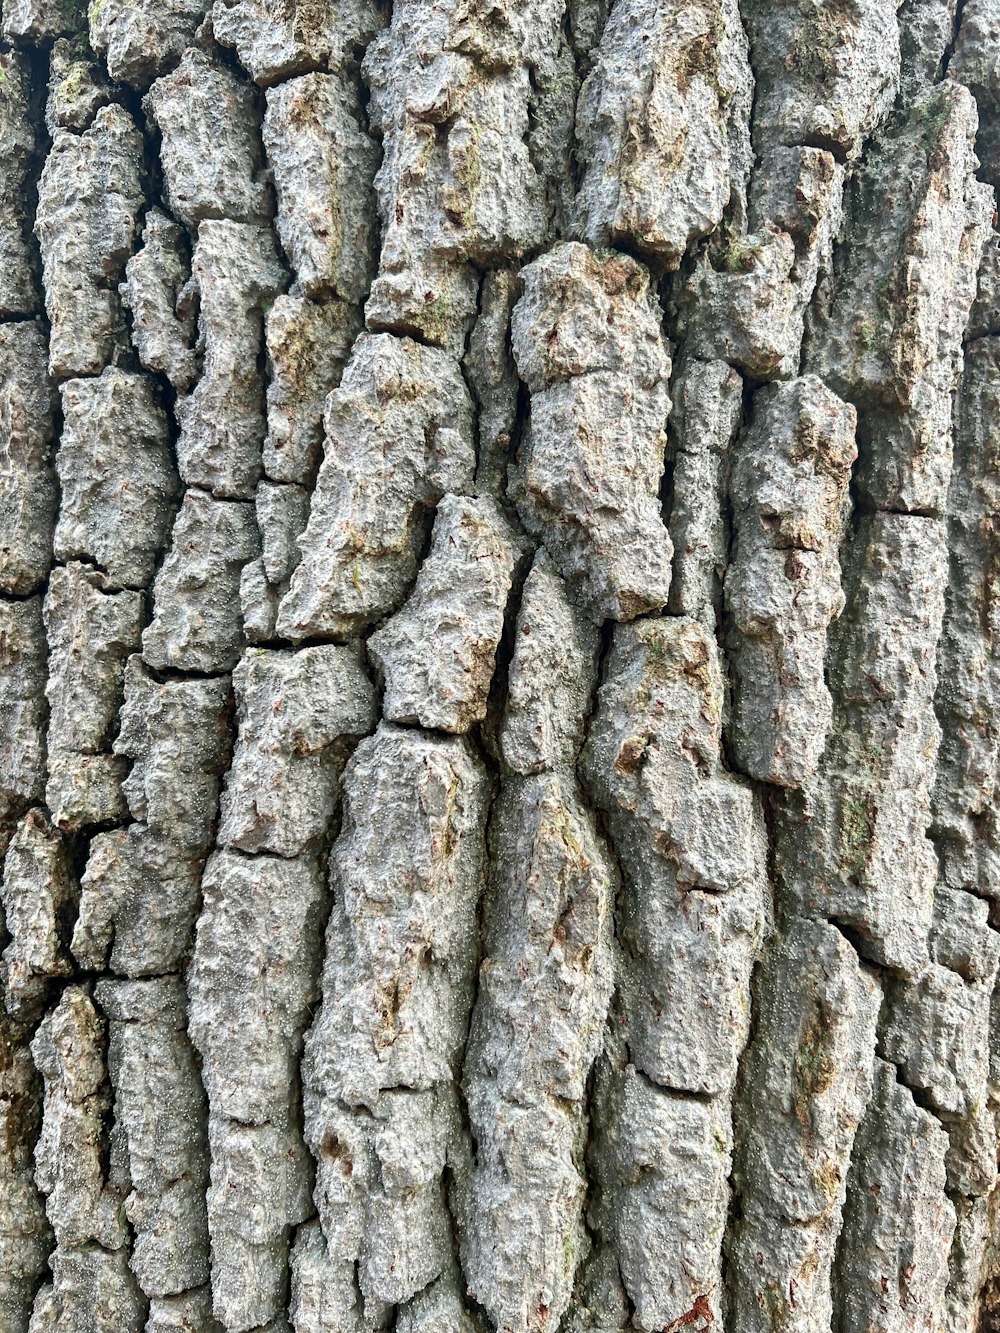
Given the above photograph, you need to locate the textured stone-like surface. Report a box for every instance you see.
[575,0,752,265]
[835,1059,954,1333]
[808,80,992,511]
[35,104,144,377]
[0,598,47,828]
[95,977,210,1298]
[511,243,673,621]
[143,490,260,674]
[277,333,475,640]
[0,1015,51,1333]
[677,223,800,380]
[176,221,287,499]
[262,294,359,485]
[31,986,126,1251]
[460,773,614,1332]
[2,0,83,42]
[369,494,518,734]
[217,645,375,857]
[777,515,947,975]
[28,1246,146,1333]
[933,339,1000,894]
[0,810,74,1016]
[43,563,143,830]
[666,357,743,627]
[115,657,231,853]
[145,47,269,226]
[581,617,767,1093]
[54,369,177,590]
[501,550,602,776]
[0,50,39,318]
[589,1054,732,1332]
[212,0,384,84]
[0,321,56,596]
[45,38,113,134]
[728,919,881,1333]
[362,0,564,350]
[726,376,857,786]
[263,72,377,301]
[121,209,198,391]
[90,0,207,87]
[744,0,901,155]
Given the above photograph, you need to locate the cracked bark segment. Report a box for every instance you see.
[744,0,900,156]
[362,0,562,351]
[142,490,260,674]
[146,1287,223,1333]
[31,986,126,1251]
[115,657,231,852]
[725,376,857,787]
[0,321,56,596]
[0,49,40,318]
[776,514,947,975]
[580,617,767,1094]
[369,494,518,735]
[45,37,113,134]
[835,1059,955,1333]
[144,47,270,226]
[205,1115,311,1332]
[501,551,602,776]
[880,964,996,1196]
[460,772,615,1333]
[748,145,846,352]
[54,368,178,591]
[728,919,881,1333]
[121,209,198,392]
[263,72,378,302]
[807,80,992,512]
[212,0,385,85]
[898,0,959,100]
[276,332,475,641]
[72,825,203,977]
[189,852,324,1326]
[35,104,144,378]
[588,1057,732,1333]
[0,810,75,1017]
[930,887,1000,982]
[89,0,208,88]
[932,339,1000,894]
[297,1089,465,1323]
[43,563,143,830]
[304,721,489,1108]
[951,0,1000,189]
[465,265,520,500]
[0,597,47,830]
[666,357,743,628]
[0,1017,50,1333]
[189,850,325,1128]
[573,0,752,266]
[175,220,287,500]
[2,0,83,41]
[241,483,310,643]
[217,644,375,857]
[262,294,360,486]
[676,223,800,381]
[94,977,210,1299]
[28,1247,146,1333]
[511,243,673,621]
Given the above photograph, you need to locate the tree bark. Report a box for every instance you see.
[2,1,1000,1331]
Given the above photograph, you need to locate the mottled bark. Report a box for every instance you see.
[2,2,1000,1332]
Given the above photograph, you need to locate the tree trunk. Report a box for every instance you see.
[2,1,1000,1330]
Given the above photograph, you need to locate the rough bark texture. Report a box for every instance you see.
[3,2,1000,1332]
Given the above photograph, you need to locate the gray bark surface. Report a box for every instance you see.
[2,1,1000,1331]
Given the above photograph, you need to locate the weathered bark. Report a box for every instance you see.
[2,2,1000,1332]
